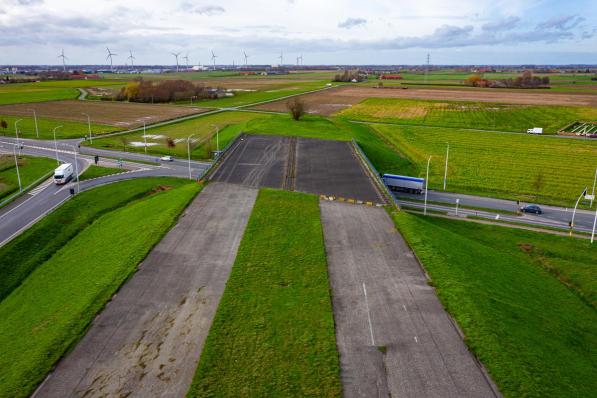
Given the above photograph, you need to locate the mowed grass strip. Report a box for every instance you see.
[0,177,188,301]
[373,124,597,206]
[0,179,201,398]
[341,98,597,133]
[392,212,597,397]
[78,164,126,181]
[188,189,341,398]
[0,154,55,200]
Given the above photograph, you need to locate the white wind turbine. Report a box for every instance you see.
[183,52,190,70]
[243,51,249,66]
[171,52,181,72]
[58,49,68,72]
[278,51,283,66]
[106,47,117,72]
[211,50,217,70]
[128,50,135,69]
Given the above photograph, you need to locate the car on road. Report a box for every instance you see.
[521,204,542,214]
[160,155,173,162]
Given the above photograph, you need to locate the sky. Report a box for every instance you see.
[0,0,596,65]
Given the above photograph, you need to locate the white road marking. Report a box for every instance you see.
[402,304,407,312]
[29,179,54,196]
[414,336,419,343]
[362,282,376,346]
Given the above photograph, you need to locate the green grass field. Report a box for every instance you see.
[188,189,341,398]
[0,154,55,201]
[0,83,78,105]
[78,164,126,181]
[372,124,597,206]
[0,178,200,398]
[392,212,596,397]
[0,114,117,139]
[340,98,597,133]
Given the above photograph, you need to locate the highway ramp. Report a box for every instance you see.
[320,201,499,398]
[34,183,258,398]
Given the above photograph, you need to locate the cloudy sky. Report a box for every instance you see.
[1,0,596,65]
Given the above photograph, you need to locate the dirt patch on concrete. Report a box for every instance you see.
[0,100,209,128]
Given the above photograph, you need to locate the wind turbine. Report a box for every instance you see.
[278,51,283,66]
[243,51,249,66]
[299,54,303,66]
[171,52,181,72]
[183,52,190,70]
[58,49,67,72]
[128,50,135,69]
[211,50,217,70]
[106,47,117,72]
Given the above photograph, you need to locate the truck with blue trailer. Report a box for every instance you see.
[382,173,425,194]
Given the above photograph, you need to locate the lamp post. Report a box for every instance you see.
[143,121,147,155]
[424,155,431,216]
[443,143,449,191]
[13,145,22,193]
[591,168,596,208]
[68,145,80,194]
[211,124,220,157]
[28,110,39,138]
[570,187,587,237]
[14,118,22,144]
[187,133,196,180]
[52,125,63,164]
[82,113,92,144]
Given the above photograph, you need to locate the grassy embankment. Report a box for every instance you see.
[340,98,597,133]
[0,178,201,398]
[78,164,126,181]
[0,80,118,105]
[372,124,597,206]
[188,189,341,398]
[0,154,55,200]
[0,114,116,139]
[392,212,596,397]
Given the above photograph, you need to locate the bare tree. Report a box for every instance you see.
[532,172,544,200]
[165,136,176,155]
[0,120,7,136]
[119,136,129,152]
[286,98,306,121]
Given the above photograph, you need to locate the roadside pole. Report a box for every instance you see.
[211,124,220,156]
[443,143,449,191]
[13,146,22,192]
[83,113,92,144]
[455,198,460,216]
[29,109,39,138]
[187,133,196,180]
[424,155,431,216]
[143,121,147,154]
[591,168,596,208]
[69,145,80,194]
[52,125,63,164]
[14,119,22,153]
[591,206,596,244]
[570,187,587,237]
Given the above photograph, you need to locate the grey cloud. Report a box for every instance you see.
[482,16,520,31]
[180,3,225,15]
[338,18,366,29]
[537,15,584,31]
[16,0,43,5]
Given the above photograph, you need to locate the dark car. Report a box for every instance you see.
[521,204,542,214]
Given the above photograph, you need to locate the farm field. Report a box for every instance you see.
[0,100,208,130]
[189,189,341,398]
[0,154,55,201]
[0,84,78,105]
[373,124,597,206]
[0,114,116,139]
[340,98,597,133]
[0,177,201,398]
[392,212,597,397]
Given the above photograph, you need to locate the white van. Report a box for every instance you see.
[54,163,74,185]
[527,127,543,134]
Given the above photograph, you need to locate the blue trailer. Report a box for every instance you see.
[382,173,425,194]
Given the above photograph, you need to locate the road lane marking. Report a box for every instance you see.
[414,336,419,343]
[362,282,376,346]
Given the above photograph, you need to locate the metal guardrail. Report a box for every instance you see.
[351,139,400,210]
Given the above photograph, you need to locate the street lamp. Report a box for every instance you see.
[211,124,220,157]
[443,143,449,191]
[570,187,587,236]
[68,145,80,194]
[52,125,63,164]
[424,155,431,216]
[28,109,39,138]
[82,113,92,144]
[187,133,196,180]
[14,118,22,143]
[13,145,22,193]
[591,206,597,244]
[590,167,596,208]
[143,121,147,155]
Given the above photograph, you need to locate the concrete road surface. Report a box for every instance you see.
[320,201,500,398]
[34,183,258,398]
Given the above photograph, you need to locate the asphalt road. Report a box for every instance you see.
[394,190,596,233]
[0,140,210,247]
[320,201,499,398]
[33,182,258,398]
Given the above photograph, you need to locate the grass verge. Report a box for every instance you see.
[0,154,56,200]
[188,189,341,398]
[391,211,596,397]
[78,164,126,181]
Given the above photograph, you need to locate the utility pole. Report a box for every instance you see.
[424,155,431,215]
[29,109,39,138]
[570,187,587,236]
[14,119,22,143]
[591,167,596,208]
[69,145,80,193]
[211,124,220,156]
[424,53,430,84]
[13,145,22,193]
[143,121,147,154]
[443,143,449,191]
[52,125,63,164]
[187,134,196,180]
[591,206,596,244]
[82,113,92,144]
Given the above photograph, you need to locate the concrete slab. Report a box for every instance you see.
[34,182,258,398]
[296,138,382,203]
[320,201,499,398]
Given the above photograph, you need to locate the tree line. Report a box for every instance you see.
[115,79,224,103]
[465,71,550,89]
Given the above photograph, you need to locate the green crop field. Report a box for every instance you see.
[340,98,597,133]
[372,124,597,206]
[392,212,597,397]
[0,114,117,139]
[0,83,79,105]
[188,189,341,398]
[78,164,125,181]
[0,178,201,398]
[0,154,55,201]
